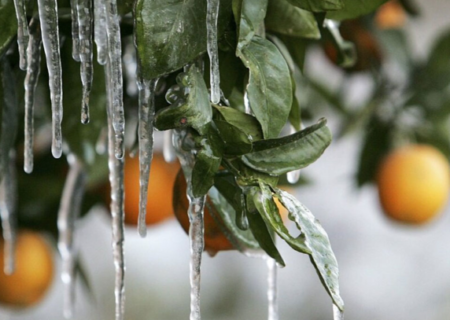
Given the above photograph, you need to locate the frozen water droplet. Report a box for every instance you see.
[206,0,220,104]
[136,78,157,237]
[287,125,301,184]
[163,130,176,163]
[13,0,29,70]
[267,257,279,320]
[333,304,344,320]
[24,19,42,174]
[37,0,63,159]
[57,154,86,319]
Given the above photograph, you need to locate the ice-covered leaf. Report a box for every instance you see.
[265,0,320,39]
[287,0,343,12]
[273,186,344,311]
[238,36,292,139]
[232,0,268,50]
[0,0,17,57]
[134,0,232,79]
[155,66,212,135]
[327,0,388,20]
[242,118,331,175]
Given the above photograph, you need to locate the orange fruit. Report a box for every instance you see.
[123,153,180,226]
[0,230,54,307]
[173,170,234,256]
[377,144,450,224]
[375,1,406,30]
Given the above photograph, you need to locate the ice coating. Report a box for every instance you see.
[13,0,29,70]
[267,258,279,320]
[104,0,125,159]
[333,304,344,320]
[57,155,86,318]
[286,125,301,184]
[105,62,126,320]
[136,79,157,237]
[24,19,42,174]
[37,0,63,158]
[77,0,94,124]
[71,0,81,61]
[173,130,206,320]
[0,152,17,275]
[206,0,220,104]
[163,130,176,163]
[93,0,108,65]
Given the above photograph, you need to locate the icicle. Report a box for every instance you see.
[77,0,94,124]
[37,0,63,159]
[206,0,220,104]
[105,61,126,320]
[57,154,86,319]
[267,258,279,320]
[286,125,301,184]
[136,78,157,237]
[95,127,108,155]
[173,130,206,320]
[70,0,81,61]
[0,151,17,275]
[13,0,29,70]
[333,304,344,320]
[24,18,42,174]
[93,0,107,65]
[163,130,176,163]
[104,0,125,159]
[123,42,137,96]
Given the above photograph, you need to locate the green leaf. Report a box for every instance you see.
[155,66,212,135]
[277,35,308,71]
[0,0,17,58]
[232,0,268,50]
[327,0,388,20]
[246,189,285,266]
[265,0,320,39]
[288,75,301,131]
[273,187,344,311]
[208,185,262,252]
[287,0,343,12]
[425,27,450,87]
[134,0,232,79]
[238,36,292,139]
[225,158,279,187]
[242,118,332,175]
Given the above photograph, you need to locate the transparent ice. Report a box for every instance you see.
[206,0,220,104]
[267,257,279,320]
[286,125,301,184]
[13,0,29,70]
[93,0,108,65]
[70,0,80,61]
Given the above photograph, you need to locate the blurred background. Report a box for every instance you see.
[2,0,450,319]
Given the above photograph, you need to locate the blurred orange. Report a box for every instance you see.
[377,144,450,224]
[123,153,180,226]
[0,230,54,307]
[375,1,406,29]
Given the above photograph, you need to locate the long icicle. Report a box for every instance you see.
[105,60,126,320]
[37,0,63,158]
[24,18,42,174]
[173,129,206,320]
[0,61,19,275]
[57,154,86,319]
[93,0,107,65]
[104,0,125,159]
[70,0,81,61]
[136,78,157,237]
[12,0,29,70]
[77,0,94,124]
[206,0,220,104]
[0,151,17,275]
[267,257,279,320]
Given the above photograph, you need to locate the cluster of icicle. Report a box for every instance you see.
[2,0,315,319]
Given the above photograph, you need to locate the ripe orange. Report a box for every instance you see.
[375,1,406,29]
[0,230,54,307]
[123,153,180,226]
[377,144,450,224]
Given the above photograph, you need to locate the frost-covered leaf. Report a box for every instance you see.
[242,118,331,175]
[0,0,17,57]
[232,0,268,50]
[287,0,343,12]
[155,66,212,135]
[238,36,292,139]
[265,0,320,39]
[134,0,232,79]
[273,186,344,311]
[327,0,388,20]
